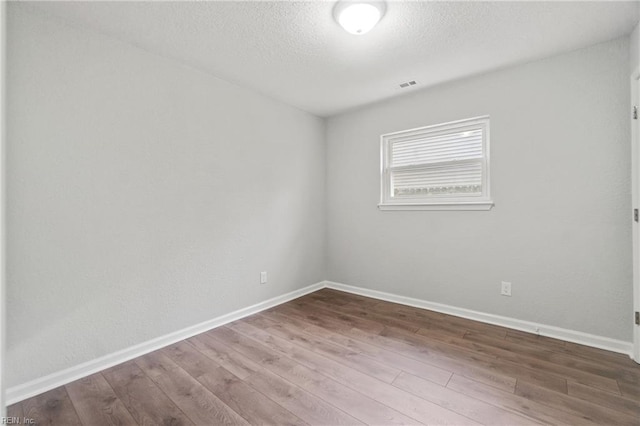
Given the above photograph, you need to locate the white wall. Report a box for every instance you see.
[6,7,325,387]
[629,21,640,362]
[5,2,635,393]
[0,0,6,416]
[631,23,639,74]
[326,37,632,341]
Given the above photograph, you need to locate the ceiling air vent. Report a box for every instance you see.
[399,80,417,88]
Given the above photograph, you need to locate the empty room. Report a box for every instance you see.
[1,0,640,424]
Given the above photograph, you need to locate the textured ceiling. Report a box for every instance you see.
[14,1,639,117]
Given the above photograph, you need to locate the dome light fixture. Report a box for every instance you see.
[334,1,386,35]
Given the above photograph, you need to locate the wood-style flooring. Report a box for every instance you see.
[8,288,640,425]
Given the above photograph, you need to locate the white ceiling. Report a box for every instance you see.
[15,0,640,117]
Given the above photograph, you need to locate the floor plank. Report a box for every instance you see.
[410,326,572,392]
[21,387,83,426]
[447,374,601,425]
[309,298,422,334]
[188,332,262,380]
[618,379,640,400]
[65,373,138,426]
[567,380,640,418]
[515,380,638,426]
[163,340,307,426]
[224,321,481,425]
[102,360,194,426]
[355,298,508,339]
[505,329,567,350]
[205,325,420,425]
[197,327,366,425]
[272,302,519,392]
[135,350,249,425]
[303,289,381,308]
[294,298,579,395]
[259,309,453,386]
[392,372,539,425]
[244,317,403,384]
[468,329,640,400]
[462,330,625,393]
[244,368,364,426]
[563,341,640,368]
[6,402,24,420]
[12,288,640,426]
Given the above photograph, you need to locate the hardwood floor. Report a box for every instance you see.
[8,288,640,425]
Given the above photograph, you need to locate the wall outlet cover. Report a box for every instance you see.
[501,281,512,297]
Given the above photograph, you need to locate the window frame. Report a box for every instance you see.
[379,116,493,211]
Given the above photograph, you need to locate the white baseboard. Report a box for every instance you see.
[7,279,634,404]
[323,281,634,357]
[6,282,324,405]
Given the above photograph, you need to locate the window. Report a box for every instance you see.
[379,116,493,210]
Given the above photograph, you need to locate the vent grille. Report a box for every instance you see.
[399,80,417,88]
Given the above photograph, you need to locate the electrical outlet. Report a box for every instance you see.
[260,271,268,284]
[501,281,512,297]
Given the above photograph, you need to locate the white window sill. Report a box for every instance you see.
[378,201,494,211]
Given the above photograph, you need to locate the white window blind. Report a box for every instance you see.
[380,116,493,210]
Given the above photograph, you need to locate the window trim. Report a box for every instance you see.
[379,116,493,211]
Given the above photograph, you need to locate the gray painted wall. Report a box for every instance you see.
[0,0,6,416]
[631,23,639,74]
[6,7,325,387]
[5,4,635,391]
[326,37,632,341]
[629,21,640,362]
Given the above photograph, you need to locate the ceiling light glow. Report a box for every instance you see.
[336,2,384,35]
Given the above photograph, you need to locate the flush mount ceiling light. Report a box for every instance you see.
[334,1,386,35]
